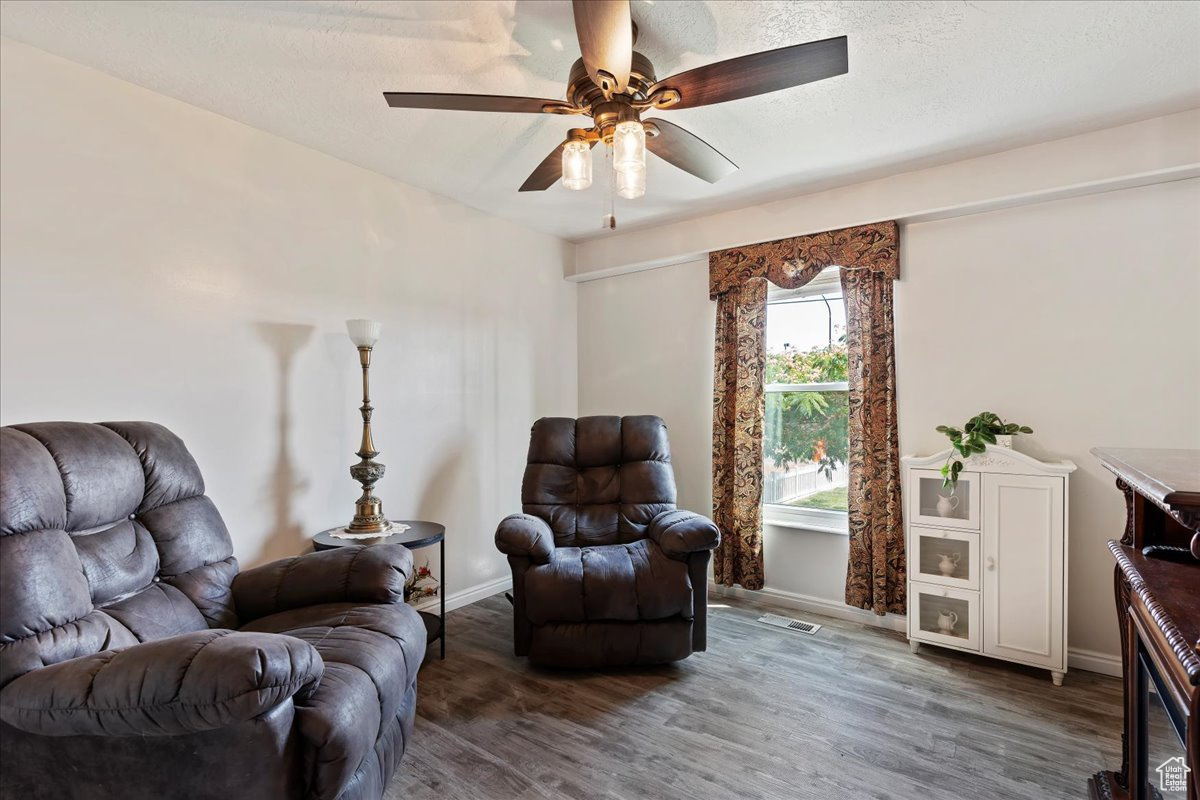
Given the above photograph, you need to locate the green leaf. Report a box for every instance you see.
[1019,426,1033,434]
[935,425,949,433]
[981,431,996,444]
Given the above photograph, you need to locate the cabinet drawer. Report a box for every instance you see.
[910,526,979,590]
[907,468,980,530]
[909,582,980,652]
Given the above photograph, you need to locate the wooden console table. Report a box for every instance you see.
[1089,448,1199,800]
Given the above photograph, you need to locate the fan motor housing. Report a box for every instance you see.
[566,51,658,110]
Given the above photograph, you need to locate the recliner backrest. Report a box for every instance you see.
[521,415,677,548]
[0,422,239,687]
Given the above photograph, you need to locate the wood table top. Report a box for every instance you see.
[1091,447,1200,511]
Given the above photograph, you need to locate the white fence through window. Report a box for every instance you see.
[763,461,848,506]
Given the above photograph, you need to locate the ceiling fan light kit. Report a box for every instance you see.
[561,134,593,191]
[615,159,645,200]
[383,0,848,227]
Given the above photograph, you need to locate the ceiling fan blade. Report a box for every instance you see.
[645,119,738,184]
[383,92,562,113]
[519,139,597,192]
[651,36,847,110]
[571,0,632,93]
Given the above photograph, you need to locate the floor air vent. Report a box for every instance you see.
[757,613,822,635]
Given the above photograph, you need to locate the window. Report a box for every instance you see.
[763,267,849,533]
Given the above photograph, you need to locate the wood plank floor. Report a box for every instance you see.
[386,593,1123,800]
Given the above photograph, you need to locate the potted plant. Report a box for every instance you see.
[936,412,1033,493]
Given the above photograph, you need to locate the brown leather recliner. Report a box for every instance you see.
[0,422,425,800]
[495,416,720,667]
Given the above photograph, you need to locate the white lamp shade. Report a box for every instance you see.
[346,319,382,348]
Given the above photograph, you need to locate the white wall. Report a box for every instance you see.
[577,259,714,514]
[0,39,578,599]
[896,179,1200,659]
[577,177,1200,663]
[571,109,1200,278]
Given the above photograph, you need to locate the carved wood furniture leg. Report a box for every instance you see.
[1051,671,1064,687]
[1115,563,1133,792]
[1127,603,1145,800]
[1190,689,1199,800]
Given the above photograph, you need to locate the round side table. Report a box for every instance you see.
[313,520,445,660]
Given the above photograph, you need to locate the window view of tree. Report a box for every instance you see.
[764,341,849,475]
[764,285,849,514]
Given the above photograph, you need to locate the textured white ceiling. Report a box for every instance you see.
[3,1,1198,241]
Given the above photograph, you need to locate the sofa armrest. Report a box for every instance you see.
[0,629,322,737]
[647,510,721,560]
[233,543,413,623]
[495,514,554,564]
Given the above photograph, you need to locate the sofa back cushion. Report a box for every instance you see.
[0,422,238,687]
[521,415,677,547]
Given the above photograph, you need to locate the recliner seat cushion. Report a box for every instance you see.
[523,539,692,625]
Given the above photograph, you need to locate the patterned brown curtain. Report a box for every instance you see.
[710,222,902,612]
[841,268,905,614]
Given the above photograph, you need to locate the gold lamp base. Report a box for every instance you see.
[346,468,392,535]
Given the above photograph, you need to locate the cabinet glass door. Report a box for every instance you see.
[909,584,980,651]
[911,526,979,590]
[908,468,981,530]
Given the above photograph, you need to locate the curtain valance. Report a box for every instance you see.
[708,221,899,299]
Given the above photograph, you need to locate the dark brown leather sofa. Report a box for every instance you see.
[0,422,425,800]
[495,416,720,667]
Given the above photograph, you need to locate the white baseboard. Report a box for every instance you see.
[412,575,511,614]
[709,581,907,632]
[1067,647,1122,678]
[709,582,1122,678]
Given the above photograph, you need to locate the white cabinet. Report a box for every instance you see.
[903,447,1075,685]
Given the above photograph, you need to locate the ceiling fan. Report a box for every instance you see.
[383,0,847,216]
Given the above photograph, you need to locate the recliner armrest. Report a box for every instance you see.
[0,629,322,737]
[647,510,720,560]
[495,514,554,564]
[233,543,413,623]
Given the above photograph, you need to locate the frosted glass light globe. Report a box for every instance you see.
[345,319,381,348]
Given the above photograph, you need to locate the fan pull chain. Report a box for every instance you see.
[602,140,616,230]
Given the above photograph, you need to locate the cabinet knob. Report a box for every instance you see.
[987,556,996,571]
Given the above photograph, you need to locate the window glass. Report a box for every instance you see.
[764,271,849,515]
